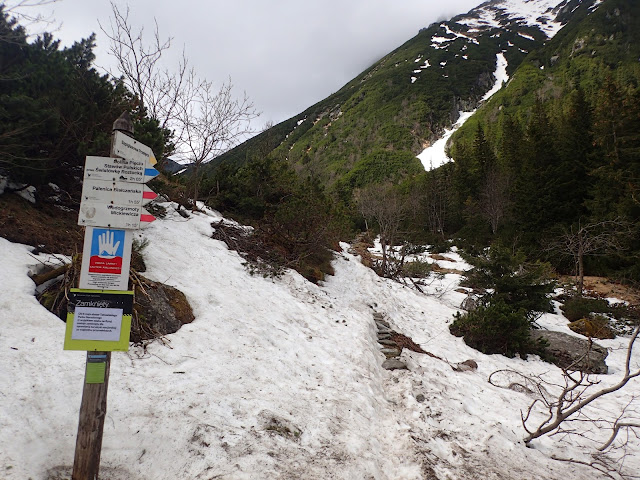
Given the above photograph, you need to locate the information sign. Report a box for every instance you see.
[84,156,158,184]
[79,227,133,290]
[113,130,157,166]
[78,202,156,229]
[64,289,133,351]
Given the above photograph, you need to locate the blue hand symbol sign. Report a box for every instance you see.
[98,231,121,258]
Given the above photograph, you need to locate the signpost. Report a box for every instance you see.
[78,202,156,229]
[69,112,159,480]
[84,155,159,184]
[81,179,158,206]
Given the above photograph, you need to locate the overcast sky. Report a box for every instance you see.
[24,0,481,130]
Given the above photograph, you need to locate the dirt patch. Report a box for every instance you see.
[0,194,82,255]
[429,254,455,262]
[562,276,640,304]
[430,263,465,275]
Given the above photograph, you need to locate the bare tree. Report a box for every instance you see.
[100,2,259,207]
[99,2,191,147]
[355,183,407,277]
[420,168,451,238]
[514,326,640,478]
[549,218,631,296]
[178,77,258,207]
[479,165,510,235]
[2,0,59,32]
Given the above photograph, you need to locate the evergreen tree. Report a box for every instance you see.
[513,100,562,239]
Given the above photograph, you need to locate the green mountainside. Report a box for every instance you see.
[445,0,639,269]
[205,0,639,281]
[208,0,563,197]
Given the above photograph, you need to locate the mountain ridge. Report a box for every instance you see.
[207,0,595,195]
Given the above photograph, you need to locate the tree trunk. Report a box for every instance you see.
[577,240,584,297]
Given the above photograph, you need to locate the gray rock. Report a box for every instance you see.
[452,359,478,372]
[378,339,397,346]
[132,276,195,343]
[375,320,391,329]
[531,330,608,374]
[382,359,408,370]
[461,294,478,312]
[415,394,425,403]
[381,347,402,357]
[377,333,392,340]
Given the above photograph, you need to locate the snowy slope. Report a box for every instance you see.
[1,205,639,479]
[416,0,600,171]
[417,53,508,170]
[463,0,568,38]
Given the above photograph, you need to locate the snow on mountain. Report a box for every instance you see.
[1,204,639,479]
[415,0,584,171]
[461,0,568,38]
[417,53,509,170]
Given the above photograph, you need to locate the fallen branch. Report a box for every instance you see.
[30,263,70,286]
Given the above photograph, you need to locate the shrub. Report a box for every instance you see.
[402,260,432,278]
[462,244,555,315]
[429,239,451,254]
[450,297,546,358]
[452,245,555,358]
[561,296,611,322]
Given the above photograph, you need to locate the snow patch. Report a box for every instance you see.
[418,53,509,171]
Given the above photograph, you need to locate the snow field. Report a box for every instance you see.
[0,203,638,479]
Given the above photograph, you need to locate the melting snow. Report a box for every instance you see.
[518,32,536,41]
[460,0,565,39]
[417,53,509,171]
[481,52,509,101]
[1,201,639,479]
[416,110,475,170]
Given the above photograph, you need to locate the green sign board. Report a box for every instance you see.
[64,289,133,351]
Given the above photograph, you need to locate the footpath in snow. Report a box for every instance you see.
[1,204,639,479]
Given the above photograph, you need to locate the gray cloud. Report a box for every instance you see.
[28,0,481,129]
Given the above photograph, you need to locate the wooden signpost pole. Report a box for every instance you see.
[71,112,134,480]
[71,351,111,479]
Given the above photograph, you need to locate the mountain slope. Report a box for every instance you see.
[209,0,588,196]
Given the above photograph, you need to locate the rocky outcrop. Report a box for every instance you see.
[132,276,195,343]
[531,330,609,374]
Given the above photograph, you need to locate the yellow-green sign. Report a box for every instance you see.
[64,289,133,351]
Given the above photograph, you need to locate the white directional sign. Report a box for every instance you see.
[78,202,156,229]
[113,131,157,167]
[84,156,159,184]
[81,179,158,206]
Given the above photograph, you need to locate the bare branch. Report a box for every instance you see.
[2,0,59,28]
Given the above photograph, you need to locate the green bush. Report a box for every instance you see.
[462,244,556,315]
[402,260,432,278]
[561,296,610,322]
[450,298,545,358]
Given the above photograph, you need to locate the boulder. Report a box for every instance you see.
[132,276,195,343]
[568,317,616,340]
[531,330,608,374]
[460,294,478,312]
[452,359,478,372]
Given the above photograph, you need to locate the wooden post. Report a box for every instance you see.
[71,112,134,480]
[71,352,111,480]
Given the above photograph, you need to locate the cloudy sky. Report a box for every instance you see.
[24,0,482,130]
